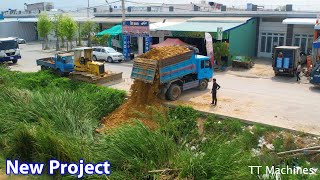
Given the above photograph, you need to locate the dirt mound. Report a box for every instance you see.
[139,46,189,60]
[99,46,190,131]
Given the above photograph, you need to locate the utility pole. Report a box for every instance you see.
[87,0,90,18]
[121,0,125,22]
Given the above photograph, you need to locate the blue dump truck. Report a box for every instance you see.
[131,49,213,100]
[310,63,320,85]
[273,46,301,76]
[36,53,74,76]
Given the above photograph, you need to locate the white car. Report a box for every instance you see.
[8,37,26,44]
[92,47,124,63]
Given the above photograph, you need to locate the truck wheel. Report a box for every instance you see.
[166,84,181,101]
[41,66,47,70]
[198,79,208,90]
[12,59,18,64]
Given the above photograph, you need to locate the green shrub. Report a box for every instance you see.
[93,121,178,178]
[177,136,254,179]
[204,115,243,136]
[166,106,199,143]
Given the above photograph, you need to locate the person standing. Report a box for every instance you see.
[211,78,221,106]
[296,62,302,82]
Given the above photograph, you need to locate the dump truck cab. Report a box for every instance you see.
[55,53,74,72]
[196,55,213,81]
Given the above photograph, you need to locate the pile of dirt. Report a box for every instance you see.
[139,46,190,60]
[100,46,190,131]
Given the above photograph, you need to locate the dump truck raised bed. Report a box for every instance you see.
[36,53,74,76]
[273,46,301,76]
[131,48,214,100]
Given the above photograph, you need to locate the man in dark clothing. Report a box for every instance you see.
[211,78,221,106]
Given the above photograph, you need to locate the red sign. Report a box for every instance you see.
[122,21,150,37]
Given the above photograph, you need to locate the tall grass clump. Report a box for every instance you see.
[93,121,178,178]
[177,136,255,179]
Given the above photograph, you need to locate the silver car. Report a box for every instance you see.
[9,37,26,44]
[92,47,124,63]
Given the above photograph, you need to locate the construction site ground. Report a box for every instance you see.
[8,43,320,135]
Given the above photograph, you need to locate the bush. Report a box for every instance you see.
[93,121,178,178]
[166,106,199,143]
[204,115,243,136]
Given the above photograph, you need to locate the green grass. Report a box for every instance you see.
[0,67,319,179]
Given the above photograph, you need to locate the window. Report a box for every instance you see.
[293,34,314,54]
[201,60,211,69]
[260,36,266,52]
[260,32,286,56]
[101,49,106,53]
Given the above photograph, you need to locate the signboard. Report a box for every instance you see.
[122,35,130,60]
[216,27,223,40]
[144,36,151,53]
[122,21,150,37]
[205,33,215,66]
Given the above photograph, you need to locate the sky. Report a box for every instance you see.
[1,0,320,11]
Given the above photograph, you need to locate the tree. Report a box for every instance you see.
[37,13,53,50]
[213,42,229,66]
[60,15,78,51]
[81,20,99,47]
[98,34,110,46]
[53,14,63,50]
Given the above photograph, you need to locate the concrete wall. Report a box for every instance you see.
[229,18,257,57]
[0,21,37,41]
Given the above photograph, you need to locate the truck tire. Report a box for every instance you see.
[41,66,48,70]
[198,79,208,90]
[166,84,181,101]
[12,59,18,64]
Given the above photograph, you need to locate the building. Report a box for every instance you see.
[26,2,54,13]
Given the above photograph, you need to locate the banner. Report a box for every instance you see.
[122,35,130,60]
[144,36,151,53]
[122,21,150,37]
[205,32,215,66]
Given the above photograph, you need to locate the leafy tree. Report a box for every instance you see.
[37,13,53,50]
[213,42,229,66]
[53,14,63,50]
[60,15,78,51]
[98,34,110,46]
[81,21,99,47]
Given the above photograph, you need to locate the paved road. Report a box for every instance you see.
[9,43,320,135]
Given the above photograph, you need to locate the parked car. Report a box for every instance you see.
[8,37,26,44]
[92,47,124,63]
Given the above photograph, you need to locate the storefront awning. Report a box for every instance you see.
[316,24,320,30]
[155,21,246,32]
[282,18,317,25]
[96,25,122,36]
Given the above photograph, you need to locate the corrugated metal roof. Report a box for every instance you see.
[155,21,245,32]
[283,18,317,25]
[187,17,251,23]
[91,17,188,23]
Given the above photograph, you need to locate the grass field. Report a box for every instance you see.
[0,67,319,179]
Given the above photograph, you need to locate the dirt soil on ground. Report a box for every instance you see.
[99,46,190,131]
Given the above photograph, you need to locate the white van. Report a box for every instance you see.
[0,38,21,64]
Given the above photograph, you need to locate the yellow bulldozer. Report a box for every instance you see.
[70,47,123,84]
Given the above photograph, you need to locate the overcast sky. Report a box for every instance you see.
[1,0,320,11]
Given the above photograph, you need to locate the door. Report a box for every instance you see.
[198,59,213,80]
[293,34,314,54]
